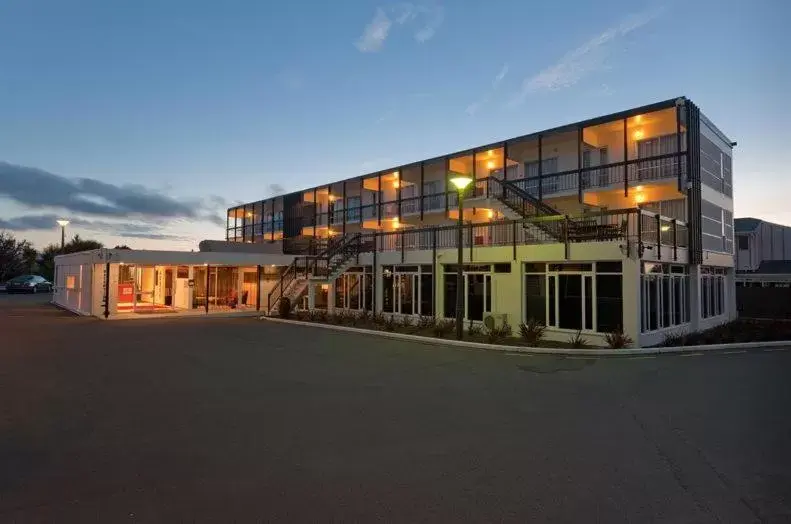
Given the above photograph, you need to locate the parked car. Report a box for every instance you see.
[4,275,53,294]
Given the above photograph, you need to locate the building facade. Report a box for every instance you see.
[735,217,791,282]
[213,97,736,346]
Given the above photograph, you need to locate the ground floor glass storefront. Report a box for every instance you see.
[524,262,624,333]
[442,264,498,322]
[117,264,259,315]
[335,266,373,311]
[641,263,690,332]
[383,265,433,317]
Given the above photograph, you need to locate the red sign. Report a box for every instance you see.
[118,284,134,303]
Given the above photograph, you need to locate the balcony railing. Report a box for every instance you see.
[316,208,689,261]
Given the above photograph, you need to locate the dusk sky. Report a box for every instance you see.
[1,0,788,250]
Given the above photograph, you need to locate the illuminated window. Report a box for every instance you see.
[66,275,77,290]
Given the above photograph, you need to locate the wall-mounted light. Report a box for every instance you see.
[634,114,643,124]
[660,225,671,232]
[633,129,644,140]
[393,171,399,178]
[393,180,400,189]
[634,192,646,204]
[635,185,644,192]
[487,150,494,157]
[486,161,495,170]
[321,284,329,291]
[487,210,495,219]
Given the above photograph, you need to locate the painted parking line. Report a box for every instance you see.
[627,355,657,360]
[764,347,789,352]
[722,350,747,355]
[680,352,705,357]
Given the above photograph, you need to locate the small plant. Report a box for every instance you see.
[568,330,588,349]
[356,309,371,326]
[278,297,291,318]
[467,319,483,336]
[662,330,688,347]
[400,315,414,330]
[383,315,397,332]
[371,312,386,327]
[313,309,328,323]
[519,318,546,346]
[294,309,307,321]
[486,320,512,343]
[416,315,435,331]
[433,319,455,338]
[326,311,341,324]
[604,328,633,349]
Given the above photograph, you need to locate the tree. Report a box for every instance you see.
[0,232,37,282]
[38,235,104,281]
[114,245,131,250]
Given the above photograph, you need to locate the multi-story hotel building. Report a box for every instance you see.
[222,96,736,346]
[54,97,736,347]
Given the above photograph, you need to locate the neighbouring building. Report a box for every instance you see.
[54,97,737,347]
[735,217,791,286]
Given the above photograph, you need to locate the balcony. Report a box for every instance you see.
[349,209,687,262]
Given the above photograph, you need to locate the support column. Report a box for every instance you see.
[689,265,701,333]
[328,280,337,312]
[374,260,383,313]
[308,283,316,310]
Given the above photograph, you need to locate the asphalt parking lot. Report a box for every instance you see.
[1,293,790,522]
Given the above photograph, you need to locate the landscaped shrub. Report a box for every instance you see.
[278,297,291,318]
[416,315,435,331]
[486,320,512,344]
[519,318,546,346]
[355,309,371,326]
[294,309,308,321]
[383,315,397,332]
[467,319,483,336]
[604,328,633,349]
[371,312,386,327]
[400,315,414,330]
[433,319,455,338]
[662,330,688,347]
[568,330,588,349]
[326,311,341,324]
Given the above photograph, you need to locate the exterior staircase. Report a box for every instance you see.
[267,233,364,315]
[485,177,565,241]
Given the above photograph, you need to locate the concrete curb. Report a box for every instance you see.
[259,316,791,357]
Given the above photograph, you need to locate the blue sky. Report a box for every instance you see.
[1,0,788,249]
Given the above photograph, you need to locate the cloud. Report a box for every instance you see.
[465,63,509,116]
[0,161,224,226]
[355,8,393,52]
[355,3,444,52]
[510,8,661,105]
[268,183,285,196]
[412,4,444,43]
[0,214,190,241]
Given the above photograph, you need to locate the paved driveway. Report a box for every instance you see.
[1,294,790,522]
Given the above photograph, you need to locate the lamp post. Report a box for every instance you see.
[449,174,473,340]
[56,220,69,251]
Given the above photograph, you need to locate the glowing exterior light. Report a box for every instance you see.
[487,150,494,157]
[633,129,644,140]
[56,219,70,227]
[634,193,646,204]
[660,225,671,232]
[486,161,495,169]
[449,175,473,191]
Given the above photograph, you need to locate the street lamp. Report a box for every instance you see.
[56,219,69,250]
[449,174,473,340]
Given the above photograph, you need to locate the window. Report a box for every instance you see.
[700,267,726,319]
[596,274,623,332]
[738,236,749,250]
[443,266,491,321]
[641,264,689,332]
[65,275,77,290]
[529,262,620,333]
[524,274,546,325]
